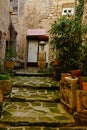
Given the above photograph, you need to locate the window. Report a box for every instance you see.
[62,8,74,15]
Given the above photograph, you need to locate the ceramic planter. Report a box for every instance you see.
[54,59,59,66]
[82,81,87,91]
[0,79,12,95]
[71,69,82,77]
[65,76,78,85]
[4,60,14,70]
[61,73,71,82]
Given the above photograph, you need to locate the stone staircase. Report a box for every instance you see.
[0,69,81,129]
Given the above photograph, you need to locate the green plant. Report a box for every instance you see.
[80,43,87,76]
[50,16,82,72]
[5,44,16,61]
[49,0,86,73]
[38,68,48,73]
[0,74,10,80]
[82,76,87,82]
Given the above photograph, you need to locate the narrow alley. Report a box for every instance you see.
[0,0,87,129]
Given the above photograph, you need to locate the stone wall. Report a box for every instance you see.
[0,0,10,61]
[11,0,75,65]
[83,0,87,24]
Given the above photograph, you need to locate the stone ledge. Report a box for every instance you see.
[0,126,87,130]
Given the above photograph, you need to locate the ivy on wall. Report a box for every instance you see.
[76,0,84,18]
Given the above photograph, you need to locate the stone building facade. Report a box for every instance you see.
[83,0,87,24]
[0,0,10,61]
[11,0,75,67]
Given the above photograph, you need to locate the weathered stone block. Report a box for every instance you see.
[76,90,87,124]
[60,80,78,114]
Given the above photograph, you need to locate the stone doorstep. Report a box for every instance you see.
[1,102,75,127]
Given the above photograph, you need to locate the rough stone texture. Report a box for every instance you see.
[0,80,12,96]
[0,89,3,105]
[0,126,87,130]
[0,72,75,127]
[0,0,9,33]
[83,0,87,24]
[75,90,87,125]
[11,87,60,102]
[0,0,10,61]
[12,76,59,88]
[1,68,87,129]
[60,80,78,114]
[1,102,75,126]
[11,0,75,64]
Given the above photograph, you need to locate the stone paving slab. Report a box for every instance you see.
[1,102,75,127]
[11,87,60,102]
[12,76,59,89]
[0,126,87,130]
[15,72,52,77]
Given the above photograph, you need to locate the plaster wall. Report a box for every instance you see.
[0,0,10,33]
[0,0,10,61]
[11,0,75,65]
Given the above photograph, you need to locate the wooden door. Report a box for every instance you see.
[28,40,38,63]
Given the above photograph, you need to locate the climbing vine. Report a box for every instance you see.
[76,0,84,19]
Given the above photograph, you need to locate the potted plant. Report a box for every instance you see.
[77,42,87,89]
[4,45,16,70]
[0,74,12,96]
[82,76,87,91]
[50,16,82,73]
[49,60,61,81]
[80,43,87,76]
[49,1,86,74]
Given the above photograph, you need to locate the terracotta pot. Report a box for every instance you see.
[0,80,12,95]
[82,81,87,91]
[54,59,59,66]
[65,76,78,85]
[4,61,14,70]
[61,73,71,82]
[71,69,82,77]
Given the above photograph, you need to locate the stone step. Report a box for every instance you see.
[1,102,75,127]
[15,71,53,77]
[0,126,87,130]
[12,76,59,89]
[11,87,60,102]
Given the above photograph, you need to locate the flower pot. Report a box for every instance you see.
[82,81,87,91]
[0,79,12,95]
[54,59,59,66]
[61,73,71,82]
[71,69,82,77]
[65,76,78,85]
[4,61,14,70]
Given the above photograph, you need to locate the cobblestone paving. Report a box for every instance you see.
[0,72,77,129]
[11,87,59,102]
[1,102,74,126]
[12,76,59,88]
